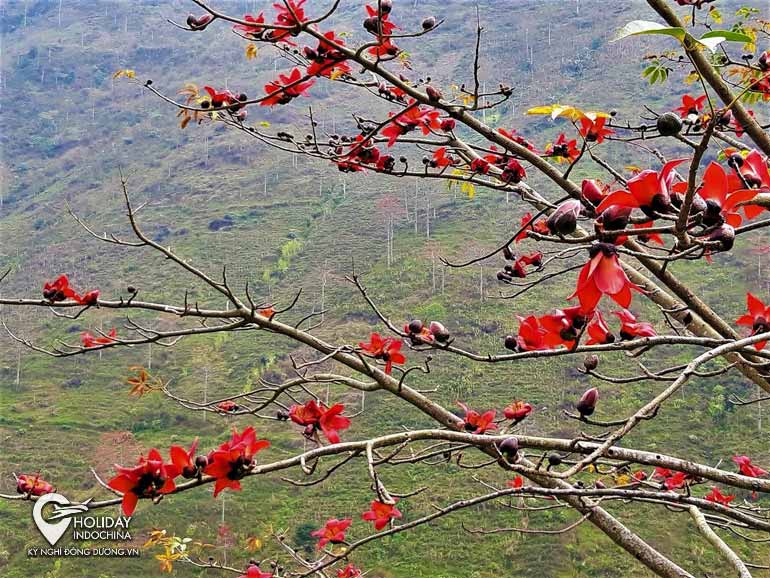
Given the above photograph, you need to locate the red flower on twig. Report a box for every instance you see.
[674,94,706,117]
[596,159,687,217]
[239,564,273,578]
[507,476,524,489]
[579,117,613,143]
[362,500,402,530]
[546,134,580,163]
[514,212,549,243]
[311,518,352,549]
[613,309,656,339]
[337,564,363,578]
[735,292,770,350]
[733,455,768,478]
[586,311,614,345]
[358,332,406,374]
[233,13,266,37]
[261,68,315,106]
[507,315,547,352]
[305,31,351,78]
[503,401,532,421]
[380,102,441,147]
[457,401,497,434]
[107,448,180,516]
[81,328,117,348]
[203,427,270,496]
[43,274,99,305]
[705,487,735,506]
[289,400,351,444]
[569,244,643,311]
[17,474,55,496]
[170,438,201,479]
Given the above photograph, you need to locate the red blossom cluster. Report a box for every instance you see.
[43,274,99,305]
[403,319,450,344]
[80,327,117,349]
[358,332,406,374]
[107,427,269,515]
[16,474,55,496]
[736,293,770,350]
[289,400,352,444]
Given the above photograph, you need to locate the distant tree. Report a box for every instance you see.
[4,2,770,577]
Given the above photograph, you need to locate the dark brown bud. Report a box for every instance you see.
[425,85,442,102]
[547,199,581,236]
[583,354,599,371]
[498,437,519,461]
[547,453,562,467]
[195,455,208,469]
[504,335,518,351]
[429,321,450,342]
[576,387,599,417]
[408,319,424,334]
[422,16,436,30]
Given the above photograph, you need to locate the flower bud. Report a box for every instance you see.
[504,335,518,351]
[596,205,631,231]
[576,387,599,417]
[498,437,519,461]
[546,199,581,236]
[407,319,424,334]
[581,179,604,206]
[429,321,450,342]
[583,354,599,371]
[700,223,735,252]
[425,85,442,102]
[422,16,436,30]
[440,118,456,132]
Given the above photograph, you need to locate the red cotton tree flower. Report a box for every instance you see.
[16,474,55,496]
[358,332,406,374]
[203,427,270,496]
[569,244,643,311]
[596,159,687,217]
[311,518,353,549]
[10,2,770,577]
[457,401,497,434]
[107,449,181,516]
[362,500,402,530]
[261,68,315,106]
[289,400,352,444]
[735,293,770,350]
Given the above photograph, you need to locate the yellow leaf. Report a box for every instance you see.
[246,536,262,552]
[245,44,258,60]
[329,69,344,80]
[259,121,271,128]
[683,71,700,85]
[460,181,475,200]
[614,474,632,486]
[125,69,136,78]
[526,104,609,122]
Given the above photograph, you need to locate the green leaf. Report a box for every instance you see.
[700,30,753,44]
[612,20,685,43]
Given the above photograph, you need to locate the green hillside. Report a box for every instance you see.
[1,1,769,577]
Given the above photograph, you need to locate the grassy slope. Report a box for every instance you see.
[1,0,769,576]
